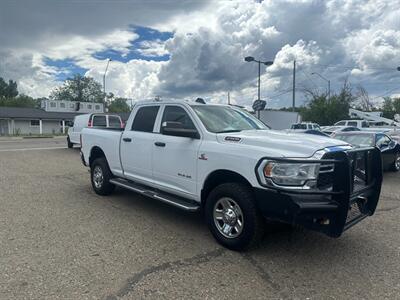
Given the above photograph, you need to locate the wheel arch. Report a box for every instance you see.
[201,169,253,206]
[89,146,107,167]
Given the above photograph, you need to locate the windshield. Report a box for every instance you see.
[291,124,307,129]
[334,134,374,147]
[191,105,268,133]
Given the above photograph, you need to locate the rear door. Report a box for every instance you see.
[152,105,202,198]
[120,105,160,184]
[69,115,89,144]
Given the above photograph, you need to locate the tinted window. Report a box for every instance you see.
[336,121,345,125]
[347,121,358,127]
[162,106,195,130]
[362,121,369,128]
[132,106,159,132]
[343,127,360,132]
[291,124,306,129]
[93,115,106,127]
[108,116,121,128]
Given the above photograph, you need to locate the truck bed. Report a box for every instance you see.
[81,127,124,176]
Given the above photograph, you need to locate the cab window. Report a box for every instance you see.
[108,116,121,128]
[92,115,106,127]
[336,121,345,126]
[347,121,357,127]
[132,106,160,132]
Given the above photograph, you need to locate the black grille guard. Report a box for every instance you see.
[255,147,383,237]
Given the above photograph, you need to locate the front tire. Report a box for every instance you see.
[205,183,264,251]
[90,157,115,195]
[391,153,400,172]
[67,137,73,148]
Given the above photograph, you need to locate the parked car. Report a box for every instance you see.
[387,130,400,144]
[291,122,321,131]
[67,113,124,148]
[334,119,369,128]
[322,126,361,137]
[80,100,382,250]
[334,132,400,171]
[303,129,330,137]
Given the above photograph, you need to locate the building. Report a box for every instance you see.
[0,100,105,136]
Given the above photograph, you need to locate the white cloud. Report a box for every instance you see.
[1,0,400,108]
[136,40,169,57]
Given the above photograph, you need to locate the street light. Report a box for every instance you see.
[311,72,331,99]
[103,58,112,105]
[244,56,273,109]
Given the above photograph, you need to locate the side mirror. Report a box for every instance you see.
[389,140,396,149]
[379,142,389,149]
[161,121,200,139]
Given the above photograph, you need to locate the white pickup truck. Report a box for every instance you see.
[80,100,383,250]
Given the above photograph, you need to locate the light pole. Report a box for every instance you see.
[244,56,273,117]
[103,58,112,104]
[311,72,331,99]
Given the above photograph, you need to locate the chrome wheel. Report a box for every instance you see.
[213,197,244,239]
[93,166,104,189]
[395,155,400,170]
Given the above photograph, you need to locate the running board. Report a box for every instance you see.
[109,178,200,212]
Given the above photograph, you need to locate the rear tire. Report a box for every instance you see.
[67,137,73,148]
[390,153,400,172]
[90,157,115,195]
[205,183,264,251]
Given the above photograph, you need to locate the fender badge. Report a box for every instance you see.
[199,153,208,160]
[225,136,241,142]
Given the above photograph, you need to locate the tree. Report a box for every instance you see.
[0,94,39,108]
[355,85,372,111]
[301,82,355,125]
[50,74,104,103]
[0,77,19,98]
[381,97,396,119]
[108,97,131,113]
[392,97,400,115]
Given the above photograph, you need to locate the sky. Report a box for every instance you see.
[1,0,400,109]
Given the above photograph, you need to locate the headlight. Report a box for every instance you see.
[259,161,320,188]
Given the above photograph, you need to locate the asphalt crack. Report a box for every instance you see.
[241,253,288,299]
[105,248,225,299]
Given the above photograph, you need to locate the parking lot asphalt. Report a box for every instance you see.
[0,139,399,299]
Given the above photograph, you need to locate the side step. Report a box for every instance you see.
[109,178,200,212]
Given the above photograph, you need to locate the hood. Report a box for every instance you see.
[216,130,351,158]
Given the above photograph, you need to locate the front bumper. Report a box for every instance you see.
[254,147,383,237]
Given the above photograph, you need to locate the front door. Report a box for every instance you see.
[152,105,201,198]
[376,134,395,169]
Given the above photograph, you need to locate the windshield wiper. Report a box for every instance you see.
[216,130,242,133]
